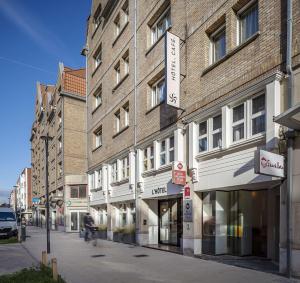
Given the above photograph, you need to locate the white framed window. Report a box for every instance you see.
[151,78,165,108]
[159,136,174,167]
[123,103,129,127]
[115,62,121,84]
[93,43,102,70]
[169,136,174,163]
[58,136,62,153]
[94,126,102,148]
[122,0,129,24]
[143,145,154,172]
[160,140,166,166]
[198,115,222,153]
[58,111,62,128]
[114,13,121,37]
[94,4,102,30]
[121,156,130,179]
[198,121,208,152]
[238,1,258,44]
[151,8,171,45]
[212,114,222,149]
[96,168,102,189]
[94,84,102,109]
[124,53,129,75]
[111,161,118,183]
[115,110,120,133]
[232,103,246,142]
[251,94,265,136]
[210,25,226,64]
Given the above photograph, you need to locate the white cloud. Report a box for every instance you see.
[0,0,68,57]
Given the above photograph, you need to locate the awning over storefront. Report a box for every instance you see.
[274,102,300,130]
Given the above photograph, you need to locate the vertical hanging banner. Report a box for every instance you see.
[165,31,180,108]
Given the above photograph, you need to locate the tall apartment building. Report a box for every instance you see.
[14,168,32,219]
[30,63,88,232]
[84,0,300,276]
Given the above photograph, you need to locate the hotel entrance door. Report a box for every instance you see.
[159,198,182,246]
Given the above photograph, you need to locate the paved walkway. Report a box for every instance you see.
[21,226,298,283]
[0,243,37,275]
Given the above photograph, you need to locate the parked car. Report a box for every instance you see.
[0,208,18,238]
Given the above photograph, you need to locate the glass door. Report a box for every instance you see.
[159,199,182,246]
[71,212,78,231]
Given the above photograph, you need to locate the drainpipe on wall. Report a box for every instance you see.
[133,0,138,244]
[286,0,293,278]
[81,44,89,213]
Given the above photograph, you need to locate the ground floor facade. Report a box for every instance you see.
[87,71,300,277]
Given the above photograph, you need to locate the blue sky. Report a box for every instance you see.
[0,0,91,203]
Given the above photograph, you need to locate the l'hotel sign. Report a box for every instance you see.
[165,31,180,109]
[254,149,285,178]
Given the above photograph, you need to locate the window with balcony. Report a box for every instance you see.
[238,1,258,44]
[151,8,171,45]
[96,168,102,189]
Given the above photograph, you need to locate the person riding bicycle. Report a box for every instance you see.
[83,212,95,242]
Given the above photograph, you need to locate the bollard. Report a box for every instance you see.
[51,258,58,282]
[21,218,26,242]
[41,251,47,266]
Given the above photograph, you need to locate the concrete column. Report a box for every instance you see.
[266,79,281,150]
[193,191,202,255]
[148,199,158,245]
[222,105,230,149]
[136,198,149,246]
[175,128,184,162]
[107,203,113,241]
[136,149,144,184]
[153,140,160,170]
[183,191,194,256]
[129,151,135,187]
[291,136,300,277]
[188,122,198,170]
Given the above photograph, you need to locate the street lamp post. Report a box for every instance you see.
[41,133,53,254]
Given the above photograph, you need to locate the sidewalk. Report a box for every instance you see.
[22,226,298,283]
[0,243,37,275]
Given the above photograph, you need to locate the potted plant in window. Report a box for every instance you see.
[97,224,107,239]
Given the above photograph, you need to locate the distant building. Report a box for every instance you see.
[30,63,88,232]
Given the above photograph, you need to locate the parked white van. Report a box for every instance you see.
[0,208,18,238]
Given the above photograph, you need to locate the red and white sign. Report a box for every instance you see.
[172,161,187,186]
[184,185,191,199]
[254,150,285,178]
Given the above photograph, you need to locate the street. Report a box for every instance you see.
[12,226,296,283]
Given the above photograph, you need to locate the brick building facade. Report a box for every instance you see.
[30,63,88,232]
[84,0,300,276]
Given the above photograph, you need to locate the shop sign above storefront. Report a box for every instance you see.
[254,149,285,178]
[172,161,187,185]
[165,31,180,109]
